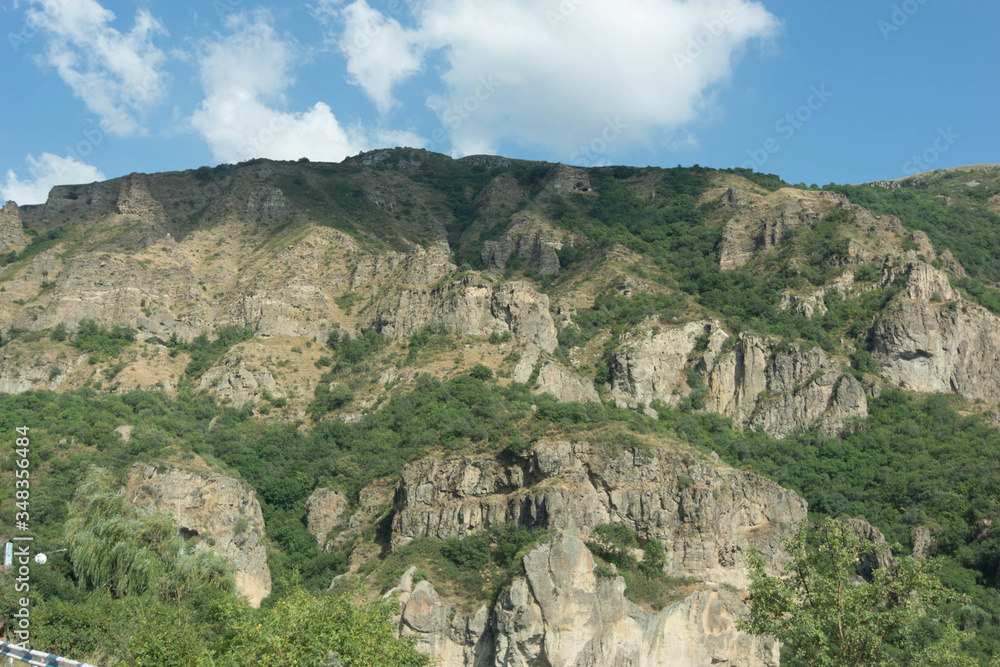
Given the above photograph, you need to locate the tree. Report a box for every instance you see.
[740,518,976,667]
[217,583,429,666]
[65,466,235,600]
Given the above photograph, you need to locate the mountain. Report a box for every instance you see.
[2,150,1000,665]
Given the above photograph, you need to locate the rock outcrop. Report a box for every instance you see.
[0,201,28,253]
[197,359,281,408]
[481,214,580,276]
[708,335,868,437]
[392,533,779,667]
[718,189,907,271]
[305,488,349,548]
[844,518,894,579]
[375,276,558,352]
[512,344,600,404]
[608,321,868,437]
[384,439,802,666]
[124,463,271,606]
[871,261,1000,404]
[391,440,807,588]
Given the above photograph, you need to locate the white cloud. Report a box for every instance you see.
[26,0,168,137]
[191,12,376,163]
[2,153,106,205]
[332,1,424,115]
[332,0,780,161]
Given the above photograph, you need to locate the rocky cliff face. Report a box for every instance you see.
[481,214,582,276]
[3,155,1000,441]
[123,463,271,606]
[871,261,1000,403]
[383,440,802,665]
[392,440,806,587]
[707,334,868,437]
[375,275,559,352]
[304,487,349,549]
[607,321,868,437]
[0,201,29,253]
[718,189,907,271]
[391,534,779,667]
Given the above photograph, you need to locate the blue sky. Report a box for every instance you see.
[1,0,997,204]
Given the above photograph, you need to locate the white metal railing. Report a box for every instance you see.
[0,642,98,667]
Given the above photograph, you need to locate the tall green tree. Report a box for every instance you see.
[740,518,976,667]
[65,466,235,600]
[217,583,429,667]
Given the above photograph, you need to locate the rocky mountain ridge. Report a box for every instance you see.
[312,438,804,666]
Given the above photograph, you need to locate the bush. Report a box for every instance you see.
[469,364,493,381]
[73,320,136,360]
[442,532,492,571]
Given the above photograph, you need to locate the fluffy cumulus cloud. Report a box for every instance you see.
[2,153,106,205]
[191,12,409,164]
[26,0,169,137]
[329,0,779,161]
[334,1,424,115]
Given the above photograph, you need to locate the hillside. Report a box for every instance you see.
[2,151,1000,664]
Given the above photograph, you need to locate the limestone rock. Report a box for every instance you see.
[198,359,280,408]
[124,463,271,606]
[544,164,592,194]
[394,533,779,666]
[911,526,937,559]
[304,488,349,547]
[390,440,807,588]
[536,361,600,403]
[872,261,1000,403]
[845,518,894,579]
[609,322,867,437]
[376,276,558,352]
[719,189,907,271]
[708,336,868,437]
[116,173,165,223]
[0,201,28,253]
[481,214,581,276]
[245,186,290,223]
[513,344,599,404]
[608,321,721,409]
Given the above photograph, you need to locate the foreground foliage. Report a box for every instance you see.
[742,519,975,667]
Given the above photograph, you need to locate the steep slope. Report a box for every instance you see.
[310,437,804,666]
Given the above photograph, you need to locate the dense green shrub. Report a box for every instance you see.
[166,325,254,378]
[73,319,136,360]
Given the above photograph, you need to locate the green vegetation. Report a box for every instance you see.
[827,182,1000,283]
[658,390,1000,661]
[586,523,694,610]
[66,467,235,600]
[166,325,255,378]
[220,584,428,666]
[742,518,973,667]
[73,319,136,360]
[0,227,66,272]
[551,168,873,353]
[0,464,425,666]
[827,180,1000,315]
[375,524,551,602]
